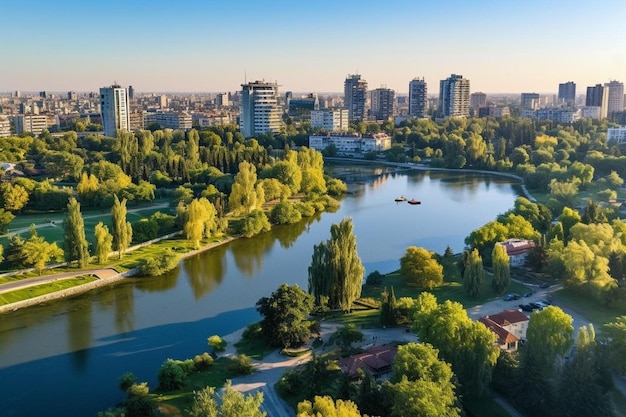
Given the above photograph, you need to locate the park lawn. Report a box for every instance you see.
[0,275,98,305]
[362,269,531,309]
[154,357,237,416]
[1,199,176,247]
[551,287,626,325]
[325,309,380,328]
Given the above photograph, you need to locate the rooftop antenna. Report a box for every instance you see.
[244,69,247,84]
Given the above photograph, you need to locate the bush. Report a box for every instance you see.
[124,395,155,417]
[366,270,383,285]
[269,201,302,225]
[325,178,347,196]
[230,354,254,375]
[193,352,214,370]
[158,359,186,390]
[207,335,227,352]
[127,382,150,397]
[132,218,159,243]
[295,202,316,217]
[179,359,196,374]
[276,369,300,396]
[242,322,263,340]
[240,210,271,238]
[119,372,137,393]
[140,249,181,276]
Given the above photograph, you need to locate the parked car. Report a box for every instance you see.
[519,304,535,312]
[539,282,551,289]
[530,302,544,310]
[503,293,520,301]
[523,292,532,297]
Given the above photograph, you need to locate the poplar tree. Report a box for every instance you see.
[228,161,258,215]
[463,248,485,299]
[308,218,365,312]
[63,197,89,267]
[491,244,511,295]
[112,194,132,259]
[94,221,113,264]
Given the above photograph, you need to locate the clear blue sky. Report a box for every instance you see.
[2,0,625,95]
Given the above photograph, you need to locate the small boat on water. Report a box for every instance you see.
[407,199,421,205]
[395,196,407,202]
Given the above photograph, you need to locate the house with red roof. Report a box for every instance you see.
[479,309,529,352]
[338,345,397,379]
[496,238,535,267]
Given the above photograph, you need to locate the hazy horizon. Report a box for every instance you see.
[2,0,625,95]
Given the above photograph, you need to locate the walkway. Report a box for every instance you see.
[0,268,120,294]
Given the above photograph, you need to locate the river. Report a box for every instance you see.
[0,165,520,416]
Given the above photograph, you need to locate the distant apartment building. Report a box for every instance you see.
[534,109,580,124]
[581,106,602,119]
[470,92,487,110]
[311,109,349,132]
[520,93,540,111]
[370,87,395,121]
[239,80,282,138]
[145,111,192,130]
[478,106,510,118]
[308,132,391,154]
[67,91,77,101]
[344,74,368,122]
[129,110,145,131]
[100,84,130,138]
[15,114,59,136]
[607,126,626,143]
[558,81,576,107]
[216,92,230,107]
[408,78,427,118]
[586,84,608,119]
[439,74,470,118]
[606,80,625,116]
[0,115,11,137]
[288,94,319,121]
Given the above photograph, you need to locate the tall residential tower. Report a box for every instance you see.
[408,78,427,118]
[439,74,470,118]
[100,84,130,138]
[239,80,282,138]
[344,74,368,122]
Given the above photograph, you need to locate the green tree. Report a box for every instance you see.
[256,284,313,348]
[0,208,15,232]
[21,225,64,274]
[558,325,612,417]
[412,296,499,398]
[491,244,511,295]
[334,324,364,350]
[240,210,271,238]
[390,376,460,417]
[111,194,132,259]
[229,161,259,215]
[380,286,397,326]
[157,359,186,390]
[208,335,227,352]
[189,380,266,417]
[183,198,218,248]
[399,246,444,289]
[297,396,363,417]
[308,218,365,312]
[558,206,581,243]
[269,200,302,225]
[63,197,89,267]
[140,249,180,276]
[603,316,626,374]
[0,182,29,212]
[463,248,485,298]
[94,222,113,264]
[271,159,302,194]
[524,306,574,373]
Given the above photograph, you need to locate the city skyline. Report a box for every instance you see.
[2,0,625,94]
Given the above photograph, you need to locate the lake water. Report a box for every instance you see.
[0,165,520,416]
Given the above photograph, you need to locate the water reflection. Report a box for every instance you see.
[114,283,135,333]
[68,298,92,371]
[183,245,227,299]
[230,231,273,277]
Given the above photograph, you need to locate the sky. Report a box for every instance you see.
[2,0,625,95]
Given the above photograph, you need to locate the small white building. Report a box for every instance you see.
[311,109,349,132]
[308,132,391,154]
[497,238,535,267]
[607,126,626,143]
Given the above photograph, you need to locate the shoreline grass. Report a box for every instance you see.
[0,275,98,305]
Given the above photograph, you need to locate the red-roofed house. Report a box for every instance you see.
[338,345,397,379]
[496,238,536,267]
[479,309,529,352]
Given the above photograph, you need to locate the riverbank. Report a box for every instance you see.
[0,234,240,314]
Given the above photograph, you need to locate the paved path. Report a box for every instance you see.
[0,268,120,294]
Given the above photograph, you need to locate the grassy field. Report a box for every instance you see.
[1,198,176,247]
[551,287,626,325]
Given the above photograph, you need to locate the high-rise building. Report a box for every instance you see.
[0,115,11,138]
[558,81,576,107]
[470,92,487,109]
[128,85,135,100]
[408,78,427,118]
[370,87,395,121]
[439,74,470,118]
[606,80,625,116]
[520,93,540,110]
[344,74,368,122]
[239,80,282,138]
[586,84,609,119]
[67,91,77,101]
[100,84,130,138]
